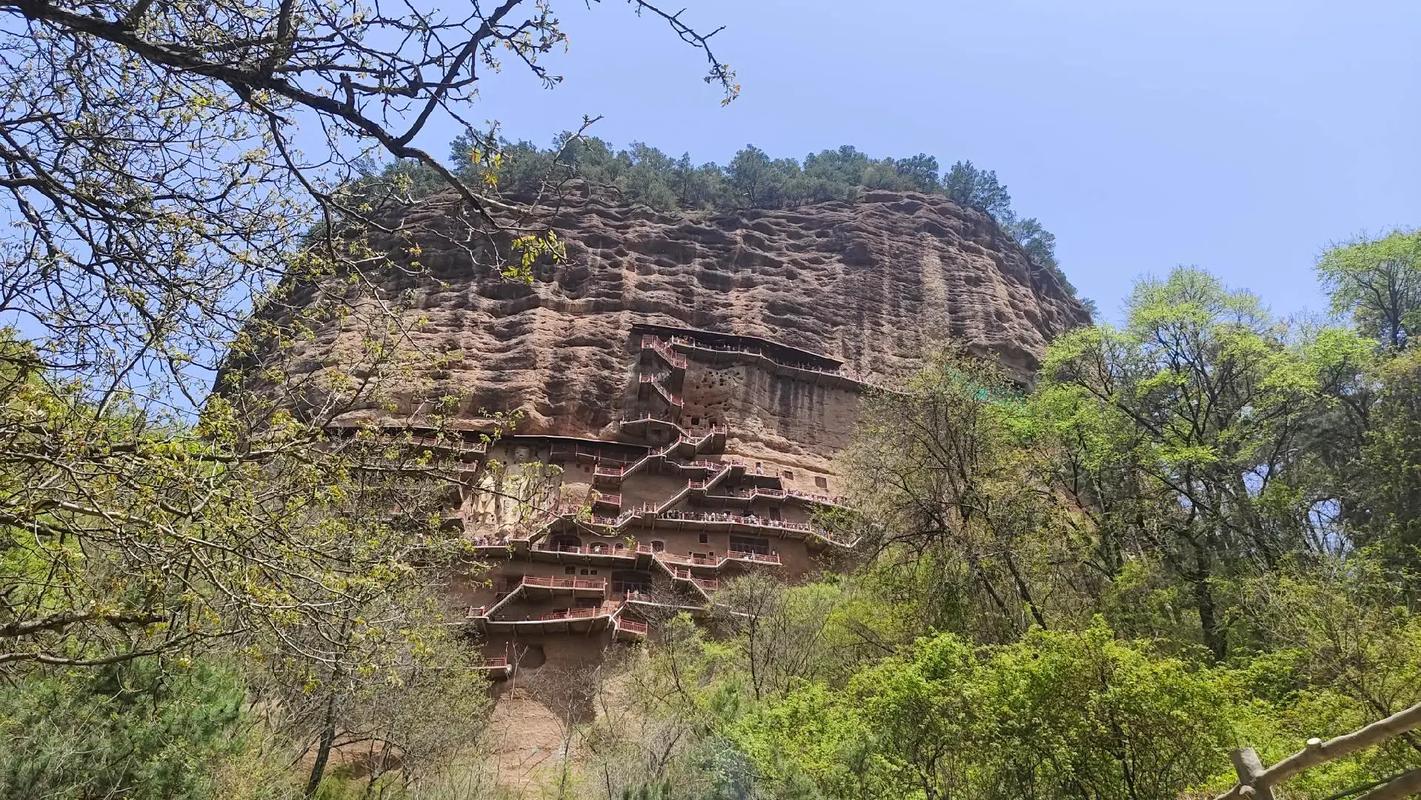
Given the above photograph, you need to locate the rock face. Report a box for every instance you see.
[300,188,1087,434]
[274,188,1087,785]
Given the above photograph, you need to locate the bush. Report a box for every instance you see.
[0,658,266,800]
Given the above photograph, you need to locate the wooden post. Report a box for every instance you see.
[1229,748,1275,799]
[1215,702,1421,800]
[1355,768,1421,800]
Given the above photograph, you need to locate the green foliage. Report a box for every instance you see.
[840,347,1082,641]
[0,658,276,800]
[732,625,1232,800]
[1317,229,1421,350]
[1353,349,1421,564]
[1216,555,1421,797]
[373,134,1081,298]
[1035,268,1371,658]
[942,160,1014,221]
[0,325,494,795]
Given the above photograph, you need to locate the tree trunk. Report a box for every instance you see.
[305,688,340,796]
[1191,542,1226,661]
[1001,548,1048,629]
[966,551,1016,631]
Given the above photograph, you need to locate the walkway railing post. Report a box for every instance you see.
[1213,699,1421,800]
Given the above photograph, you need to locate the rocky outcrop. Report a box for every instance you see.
[287,189,1089,436]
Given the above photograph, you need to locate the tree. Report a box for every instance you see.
[1039,269,1358,659]
[841,347,1055,640]
[1239,556,1421,733]
[728,145,797,209]
[735,626,1232,800]
[524,661,606,800]
[0,326,474,663]
[714,575,841,700]
[941,161,1069,281]
[1008,216,1059,269]
[605,614,756,798]
[0,5,741,790]
[1318,230,1421,350]
[893,154,942,193]
[439,135,1084,299]
[605,263,1421,800]
[0,657,265,799]
[622,142,682,211]
[1352,349,1421,566]
[942,160,1015,223]
[245,509,491,794]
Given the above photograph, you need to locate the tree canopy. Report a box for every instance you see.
[440,136,1079,296]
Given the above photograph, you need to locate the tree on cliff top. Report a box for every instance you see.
[450,138,1078,296]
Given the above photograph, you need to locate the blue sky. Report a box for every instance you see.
[443,0,1419,322]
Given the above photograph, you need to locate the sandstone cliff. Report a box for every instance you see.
[290,189,1089,436]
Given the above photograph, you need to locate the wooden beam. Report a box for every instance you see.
[1214,700,1421,800]
[1355,769,1421,800]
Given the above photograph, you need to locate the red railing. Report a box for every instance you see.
[619,415,725,445]
[659,563,721,593]
[620,411,674,425]
[616,618,649,635]
[404,434,489,455]
[624,590,658,604]
[535,543,629,558]
[521,575,607,591]
[698,486,846,507]
[549,443,639,464]
[652,549,782,570]
[651,382,682,407]
[687,468,734,490]
[481,656,509,669]
[728,550,782,565]
[657,510,815,533]
[595,441,686,481]
[641,336,689,369]
[635,369,684,408]
[666,336,858,381]
[537,606,609,621]
[622,589,711,607]
[591,506,649,528]
[786,489,847,506]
